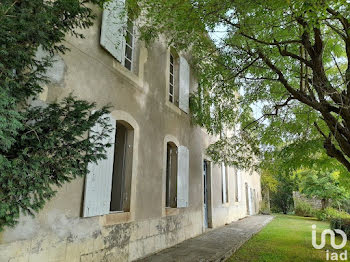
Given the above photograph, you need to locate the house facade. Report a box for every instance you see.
[0,2,261,262]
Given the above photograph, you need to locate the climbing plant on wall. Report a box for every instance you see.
[0,0,110,231]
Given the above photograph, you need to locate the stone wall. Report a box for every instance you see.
[293,191,322,210]
[0,211,202,262]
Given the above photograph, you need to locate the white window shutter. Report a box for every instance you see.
[83,113,116,217]
[177,146,189,207]
[237,170,242,202]
[248,187,253,215]
[221,163,227,203]
[179,56,190,113]
[100,0,126,62]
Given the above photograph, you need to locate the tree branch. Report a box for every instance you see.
[243,96,294,130]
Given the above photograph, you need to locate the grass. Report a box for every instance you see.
[228,214,350,262]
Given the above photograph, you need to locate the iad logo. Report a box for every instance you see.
[312,224,348,261]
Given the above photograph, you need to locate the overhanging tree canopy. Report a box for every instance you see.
[128,0,350,173]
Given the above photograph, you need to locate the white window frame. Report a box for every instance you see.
[122,19,135,71]
[169,53,175,103]
[221,163,228,204]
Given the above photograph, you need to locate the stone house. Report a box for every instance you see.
[0,1,261,261]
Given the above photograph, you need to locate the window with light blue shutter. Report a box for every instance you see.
[83,113,116,217]
[177,146,189,208]
[100,0,127,62]
[237,170,242,202]
[179,56,190,113]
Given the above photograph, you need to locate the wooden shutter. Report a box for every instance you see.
[237,170,242,202]
[100,0,127,62]
[179,56,190,113]
[83,113,116,217]
[177,146,189,207]
[221,163,227,203]
[248,187,253,215]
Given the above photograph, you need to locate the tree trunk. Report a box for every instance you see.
[266,188,271,212]
[321,199,329,210]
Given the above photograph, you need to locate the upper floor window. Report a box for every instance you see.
[123,19,134,71]
[167,50,190,114]
[100,0,135,72]
[169,53,176,103]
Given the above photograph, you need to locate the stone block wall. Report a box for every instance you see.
[0,211,202,262]
[293,191,322,210]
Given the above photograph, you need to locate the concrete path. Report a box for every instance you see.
[136,215,274,262]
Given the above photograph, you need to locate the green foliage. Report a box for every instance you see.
[0,0,109,231]
[330,218,350,237]
[298,170,349,208]
[128,0,350,175]
[315,210,329,221]
[294,200,316,217]
[261,170,278,193]
[316,207,350,221]
[259,169,278,214]
[338,199,350,214]
[270,172,296,214]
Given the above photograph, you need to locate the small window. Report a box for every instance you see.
[110,121,134,212]
[123,19,134,71]
[169,51,179,105]
[166,142,178,208]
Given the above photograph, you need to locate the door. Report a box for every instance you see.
[203,160,209,228]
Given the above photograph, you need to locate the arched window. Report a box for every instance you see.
[110,120,134,212]
[83,112,138,218]
[166,142,178,208]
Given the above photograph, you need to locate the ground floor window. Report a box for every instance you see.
[110,121,134,212]
[166,142,178,208]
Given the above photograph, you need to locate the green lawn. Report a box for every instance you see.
[229,214,350,262]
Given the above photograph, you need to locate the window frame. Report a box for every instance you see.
[122,19,135,72]
[165,142,178,208]
[235,169,239,202]
[167,49,180,107]
[221,163,229,204]
[169,53,175,103]
[110,120,134,213]
[83,111,139,224]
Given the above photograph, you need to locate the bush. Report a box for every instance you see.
[316,207,350,221]
[330,218,350,237]
[316,210,328,221]
[294,200,315,217]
